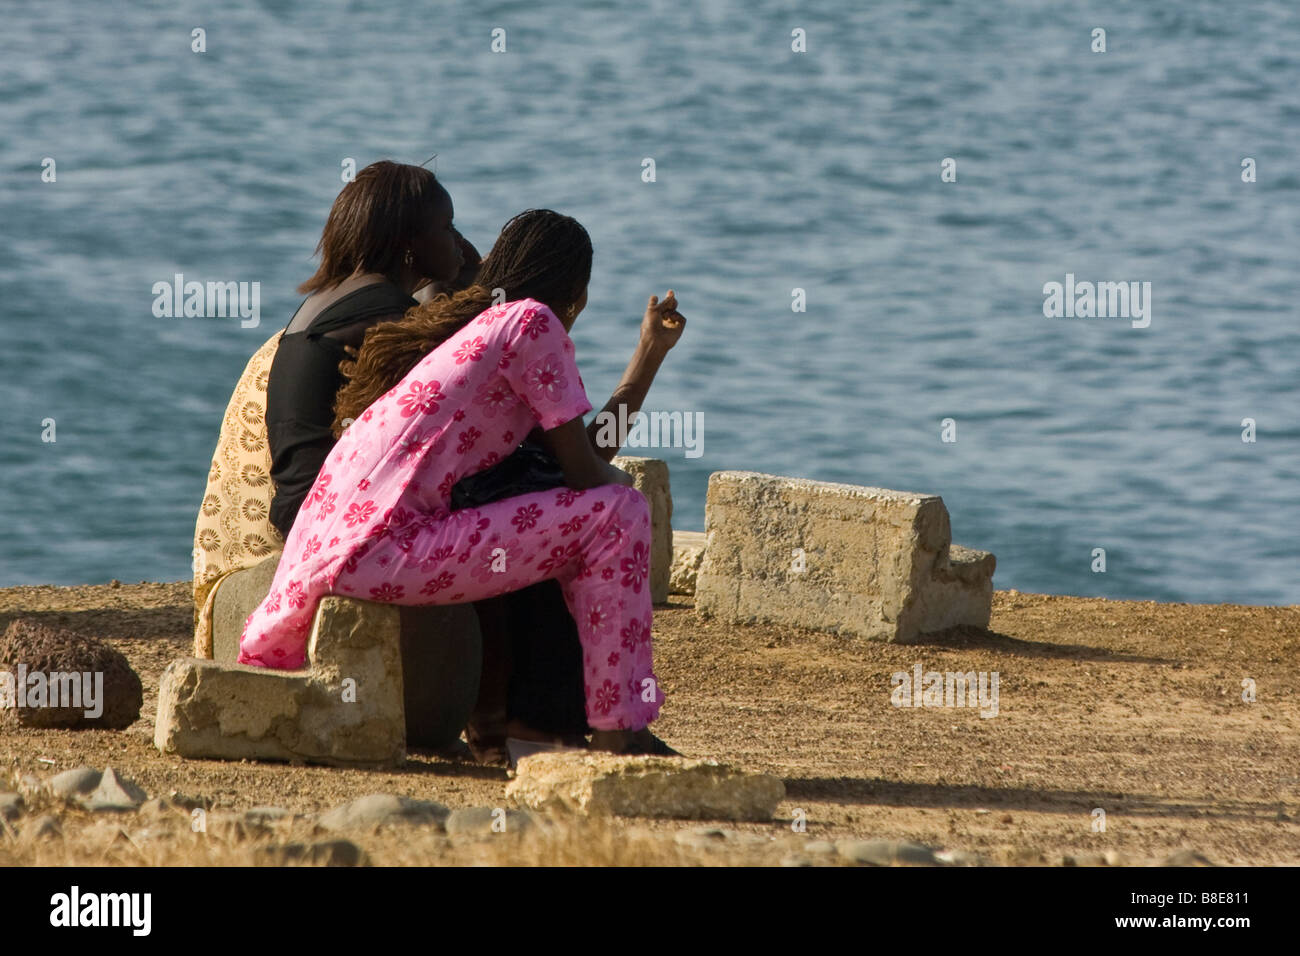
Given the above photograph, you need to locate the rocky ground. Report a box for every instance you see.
[1,580,1297,866]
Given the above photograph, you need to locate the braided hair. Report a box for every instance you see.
[332,209,593,435]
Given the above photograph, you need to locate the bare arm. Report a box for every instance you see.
[539,415,634,489]
[585,291,687,462]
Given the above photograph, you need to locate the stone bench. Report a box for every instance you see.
[179,456,674,763]
[694,471,995,643]
[208,553,481,750]
[157,596,412,766]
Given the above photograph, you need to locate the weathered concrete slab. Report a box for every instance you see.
[506,752,785,821]
[611,456,671,605]
[209,554,481,749]
[669,529,707,595]
[156,596,407,767]
[694,471,994,643]
[211,553,280,664]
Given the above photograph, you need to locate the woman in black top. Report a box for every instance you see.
[264,161,587,764]
[266,161,472,536]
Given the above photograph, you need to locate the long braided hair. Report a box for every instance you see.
[332,209,593,436]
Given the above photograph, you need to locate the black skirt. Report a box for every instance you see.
[449,439,589,735]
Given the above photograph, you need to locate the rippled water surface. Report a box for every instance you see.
[1,0,1296,602]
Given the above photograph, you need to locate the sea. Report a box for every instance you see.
[1,0,1296,604]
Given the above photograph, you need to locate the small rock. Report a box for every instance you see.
[507,753,785,821]
[49,766,102,799]
[0,793,23,821]
[255,840,366,867]
[444,806,532,839]
[24,814,62,841]
[935,849,987,866]
[79,766,147,812]
[317,794,448,832]
[781,854,813,867]
[804,840,837,855]
[109,580,121,588]
[999,814,1014,824]
[1163,849,1216,867]
[974,808,991,816]
[1103,849,1126,866]
[836,839,939,866]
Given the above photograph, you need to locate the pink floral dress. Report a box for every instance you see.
[237,299,662,731]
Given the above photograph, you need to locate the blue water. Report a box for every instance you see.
[1,0,1296,604]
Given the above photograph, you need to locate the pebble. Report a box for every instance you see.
[803,840,837,855]
[836,839,939,866]
[0,793,23,821]
[48,766,102,800]
[255,840,365,867]
[317,794,448,832]
[444,806,533,839]
[79,767,147,812]
[935,849,987,866]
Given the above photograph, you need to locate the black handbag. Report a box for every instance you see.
[449,438,567,511]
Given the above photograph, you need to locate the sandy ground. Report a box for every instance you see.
[1,579,1297,866]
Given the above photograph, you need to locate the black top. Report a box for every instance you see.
[266,282,416,538]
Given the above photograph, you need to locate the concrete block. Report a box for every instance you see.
[211,553,280,664]
[669,529,707,595]
[210,554,481,749]
[694,471,994,643]
[155,596,406,767]
[506,752,785,821]
[610,456,671,604]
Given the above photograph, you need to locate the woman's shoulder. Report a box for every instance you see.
[493,298,561,337]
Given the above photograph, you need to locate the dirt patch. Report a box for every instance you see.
[1,581,1296,866]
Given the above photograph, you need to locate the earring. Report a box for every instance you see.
[403,250,413,268]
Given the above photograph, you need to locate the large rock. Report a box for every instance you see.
[694,471,994,643]
[155,596,407,767]
[506,752,785,821]
[611,456,672,604]
[210,554,481,749]
[0,619,142,728]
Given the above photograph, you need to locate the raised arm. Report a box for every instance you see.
[585,290,686,462]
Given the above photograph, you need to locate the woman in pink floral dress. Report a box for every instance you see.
[238,210,684,754]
